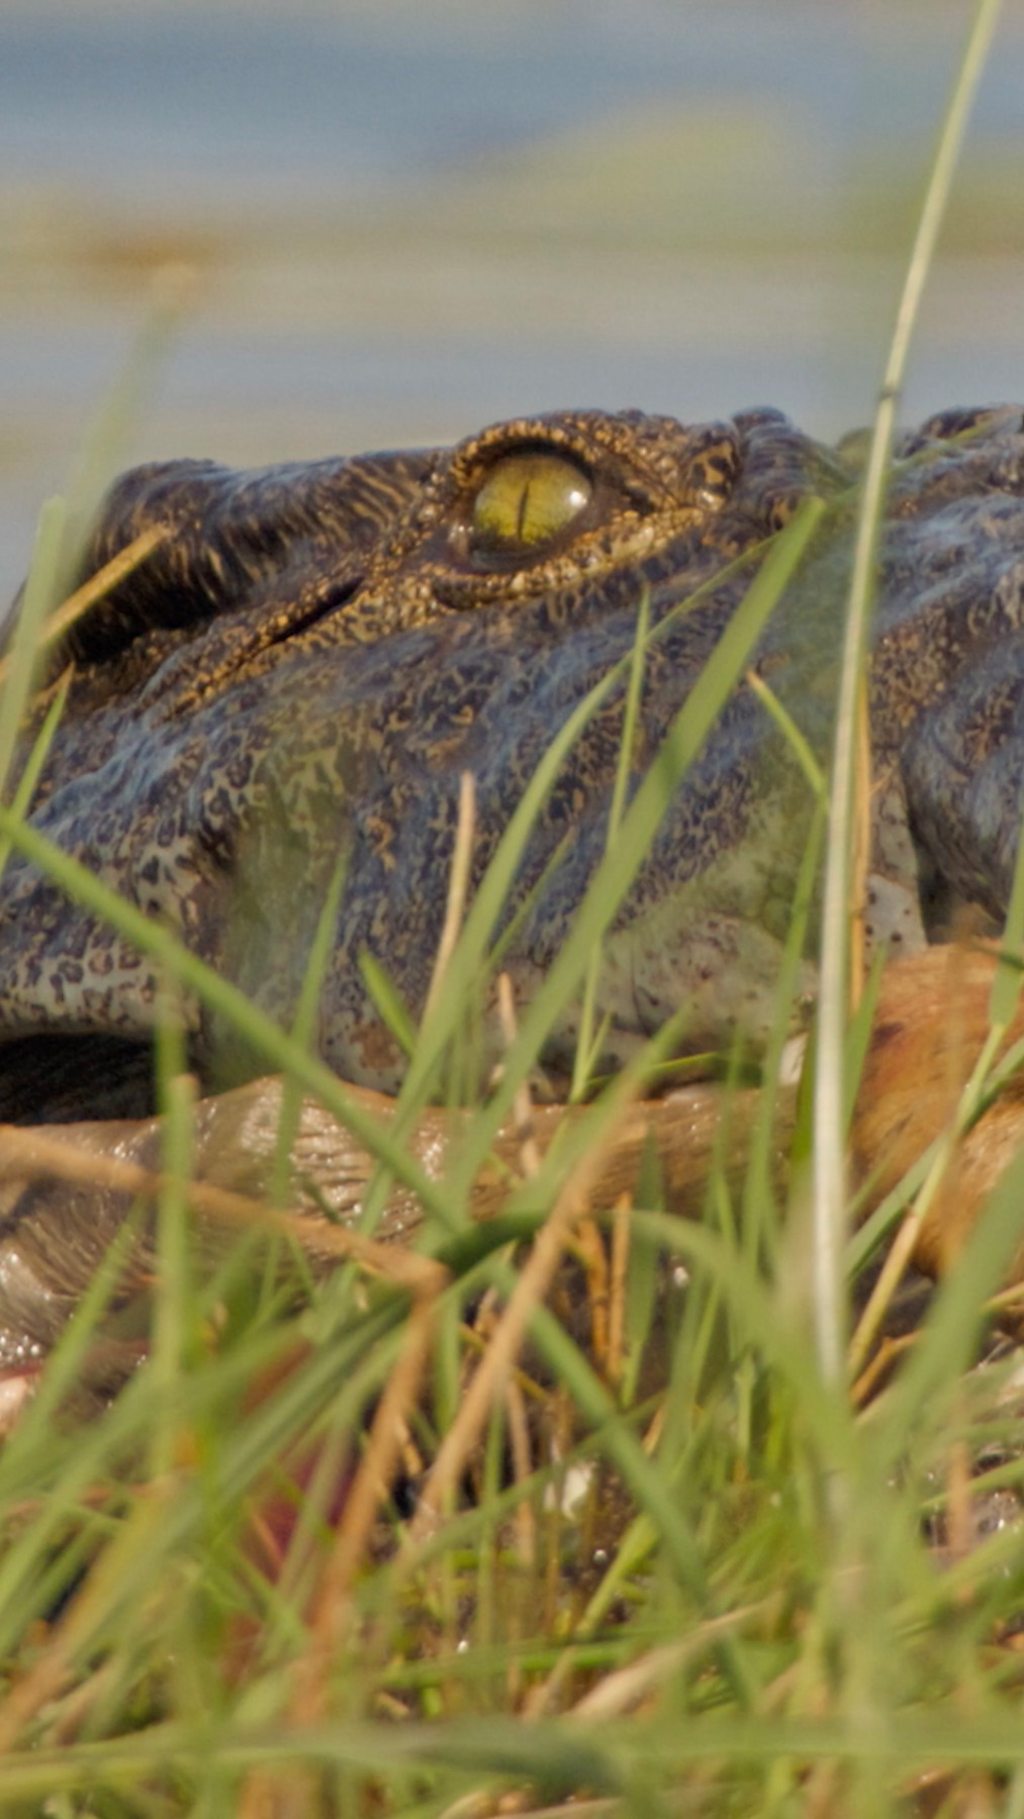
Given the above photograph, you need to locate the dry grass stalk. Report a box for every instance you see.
[607,1191,632,1393]
[847,941,991,1380]
[293,1273,444,1713]
[0,1480,172,1753]
[849,674,873,1012]
[0,1121,436,1295]
[408,1089,642,1546]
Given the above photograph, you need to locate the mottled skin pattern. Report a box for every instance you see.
[4,402,1024,1124]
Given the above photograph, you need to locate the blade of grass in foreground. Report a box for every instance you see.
[449,492,827,1199]
[0,498,67,801]
[811,0,1003,1391]
[0,803,453,1226]
[571,586,651,1100]
[345,522,802,1238]
[54,269,191,599]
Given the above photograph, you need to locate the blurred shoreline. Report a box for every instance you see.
[3,2,1022,600]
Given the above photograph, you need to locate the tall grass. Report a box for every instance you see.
[0,3,1018,1814]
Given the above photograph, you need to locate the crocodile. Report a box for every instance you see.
[1,402,1024,1393]
[5,401,1024,1135]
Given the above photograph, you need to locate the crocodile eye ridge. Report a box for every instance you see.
[470,451,592,555]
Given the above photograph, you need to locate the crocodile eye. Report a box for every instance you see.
[470,452,592,553]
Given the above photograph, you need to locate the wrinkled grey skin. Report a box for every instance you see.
[3,402,1024,1125]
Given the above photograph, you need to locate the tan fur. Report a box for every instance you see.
[852,943,1024,1277]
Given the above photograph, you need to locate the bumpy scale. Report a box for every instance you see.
[3,403,1024,1127]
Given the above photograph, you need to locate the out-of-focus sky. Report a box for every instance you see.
[2,0,1023,598]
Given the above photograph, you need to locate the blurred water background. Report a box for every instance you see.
[2,0,1023,601]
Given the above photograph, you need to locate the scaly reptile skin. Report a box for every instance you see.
[4,402,1024,1128]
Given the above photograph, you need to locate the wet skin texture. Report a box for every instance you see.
[4,402,1024,1124]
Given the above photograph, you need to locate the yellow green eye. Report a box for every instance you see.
[471,452,591,551]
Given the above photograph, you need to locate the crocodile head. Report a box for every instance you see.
[4,403,1024,1121]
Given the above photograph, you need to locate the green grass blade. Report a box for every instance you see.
[451,494,826,1195]
[811,0,1004,1389]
